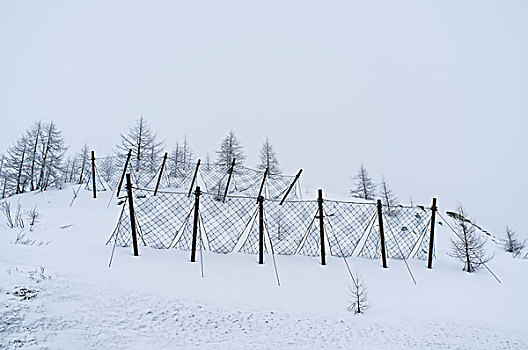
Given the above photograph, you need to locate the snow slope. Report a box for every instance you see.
[1,186,527,349]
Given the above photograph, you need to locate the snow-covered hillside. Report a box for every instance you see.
[1,187,527,349]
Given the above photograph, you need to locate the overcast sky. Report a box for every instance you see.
[1,1,527,237]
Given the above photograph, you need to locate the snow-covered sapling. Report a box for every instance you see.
[348,271,370,314]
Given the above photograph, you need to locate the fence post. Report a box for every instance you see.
[258,195,265,264]
[154,152,168,196]
[256,167,269,202]
[317,189,326,266]
[377,200,388,268]
[188,159,201,197]
[222,158,236,203]
[117,149,132,197]
[191,186,202,262]
[279,169,303,205]
[91,151,97,198]
[126,174,139,257]
[427,197,437,269]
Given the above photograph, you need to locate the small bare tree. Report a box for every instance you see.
[258,138,280,174]
[350,164,376,200]
[502,227,526,258]
[379,176,399,216]
[216,130,245,168]
[117,117,164,172]
[449,206,493,273]
[27,205,41,231]
[348,271,370,314]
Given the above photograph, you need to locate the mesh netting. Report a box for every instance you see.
[358,205,432,259]
[200,195,256,253]
[237,210,265,255]
[108,185,435,261]
[324,201,377,257]
[108,188,193,249]
[384,206,432,260]
[97,155,126,186]
[90,154,302,202]
[263,200,318,255]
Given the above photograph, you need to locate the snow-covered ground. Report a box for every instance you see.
[1,186,527,349]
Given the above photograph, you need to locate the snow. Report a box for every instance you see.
[1,186,527,349]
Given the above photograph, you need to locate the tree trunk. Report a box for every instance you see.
[16,145,27,194]
[29,122,40,191]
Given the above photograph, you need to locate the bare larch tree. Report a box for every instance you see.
[449,206,494,272]
[258,138,280,174]
[74,143,91,184]
[117,116,164,172]
[168,136,193,179]
[36,121,67,191]
[350,164,376,200]
[216,130,245,168]
[379,176,399,215]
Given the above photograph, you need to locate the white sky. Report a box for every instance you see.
[1,1,527,236]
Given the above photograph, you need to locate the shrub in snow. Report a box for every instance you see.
[26,205,41,231]
[1,200,24,228]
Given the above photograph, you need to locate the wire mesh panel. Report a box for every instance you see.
[324,201,377,257]
[238,211,265,255]
[384,206,432,259]
[107,181,436,262]
[199,164,229,195]
[109,189,193,249]
[266,174,297,200]
[97,155,126,186]
[84,167,111,192]
[200,194,256,253]
[172,205,196,251]
[296,222,322,257]
[230,167,263,197]
[134,189,194,249]
[358,205,432,259]
[264,200,318,255]
[357,219,383,259]
[107,203,133,247]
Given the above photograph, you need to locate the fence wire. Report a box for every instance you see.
[324,201,377,257]
[90,156,301,201]
[109,185,435,261]
[200,195,256,253]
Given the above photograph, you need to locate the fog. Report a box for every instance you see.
[1,1,527,236]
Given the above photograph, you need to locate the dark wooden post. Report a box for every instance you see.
[191,186,202,262]
[318,189,326,266]
[188,159,201,197]
[258,195,265,264]
[279,169,303,205]
[377,199,388,268]
[222,158,236,203]
[427,197,437,269]
[154,152,168,196]
[256,167,269,202]
[91,150,97,198]
[117,149,132,197]
[126,174,139,256]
